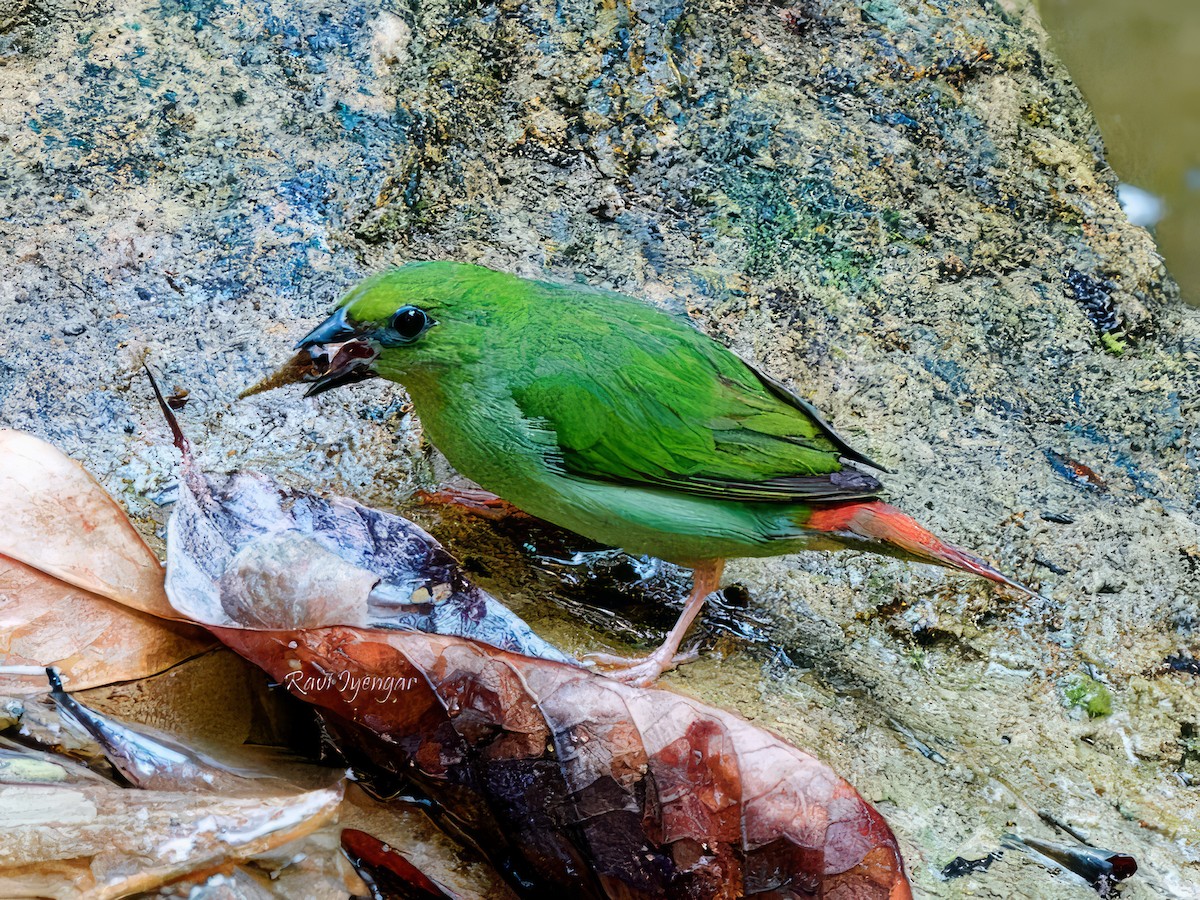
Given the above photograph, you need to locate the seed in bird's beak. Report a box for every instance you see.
[238,351,324,399]
[239,340,380,400]
[300,340,379,397]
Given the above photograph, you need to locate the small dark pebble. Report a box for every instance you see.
[720,584,751,608]
[62,322,86,336]
[1064,267,1123,335]
[1041,511,1075,524]
[1034,555,1067,575]
[941,852,1001,879]
[1165,654,1200,675]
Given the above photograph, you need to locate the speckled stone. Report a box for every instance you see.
[1,0,1198,895]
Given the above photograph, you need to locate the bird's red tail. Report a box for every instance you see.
[805,500,1039,598]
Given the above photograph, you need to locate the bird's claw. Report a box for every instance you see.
[582,645,700,687]
[415,487,528,521]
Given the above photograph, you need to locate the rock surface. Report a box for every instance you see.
[1,0,1198,895]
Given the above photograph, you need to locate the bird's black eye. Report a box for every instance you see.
[389,306,430,341]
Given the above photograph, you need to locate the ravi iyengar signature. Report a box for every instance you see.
[283,667,419,703]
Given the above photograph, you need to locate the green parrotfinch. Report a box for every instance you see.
[246,260,1034,684]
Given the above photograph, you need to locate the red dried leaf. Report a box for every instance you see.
[341,828,459,899]
[213,626,912,899]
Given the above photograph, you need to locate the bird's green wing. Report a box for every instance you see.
[510,296,883,504]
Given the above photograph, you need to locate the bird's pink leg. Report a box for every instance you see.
[415,486,529,521]
[584,558,725,687]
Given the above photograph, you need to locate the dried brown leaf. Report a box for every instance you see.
[214,626,913,899]
[48,669,297,794]
[157,384,912,898]
[0,431,175,618]
[0,684,344,899]
[162,435,567,660]
[0,776,342,899]
[0,555,210,694]
[0,430,210,692]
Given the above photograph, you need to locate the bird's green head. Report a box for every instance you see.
[243,261,512,399]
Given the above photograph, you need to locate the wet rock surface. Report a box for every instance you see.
[1,0,1197,895]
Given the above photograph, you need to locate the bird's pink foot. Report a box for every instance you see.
[583,646,700,687]
[415,486,528,521]
[583,558,725,687]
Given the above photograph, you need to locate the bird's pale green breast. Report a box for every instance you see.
[360,262,881,560]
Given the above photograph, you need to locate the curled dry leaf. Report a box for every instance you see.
[0,432,210,694]
[48,668,294,794]
[162,414,566,661]
[0,556,209,695]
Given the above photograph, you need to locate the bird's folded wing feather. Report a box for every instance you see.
[510,310,883,504]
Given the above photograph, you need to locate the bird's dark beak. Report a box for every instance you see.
[240,307,380,399]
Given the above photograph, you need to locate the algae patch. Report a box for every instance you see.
[1062,673,1113,719]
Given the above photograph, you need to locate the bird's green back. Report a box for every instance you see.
[342,261,882,504]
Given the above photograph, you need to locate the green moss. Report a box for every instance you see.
[1101,332,1128,356]
[1021,98,1053,128]
[904,646,927,671]
[1063,674,1113,718]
